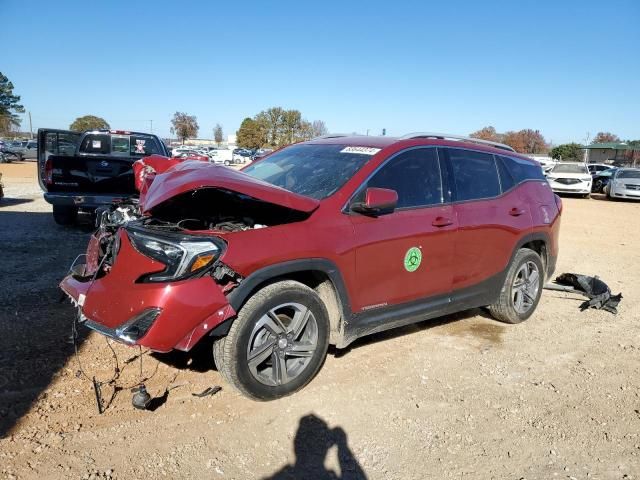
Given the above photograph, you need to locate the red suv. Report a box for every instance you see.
[61,133,561,400]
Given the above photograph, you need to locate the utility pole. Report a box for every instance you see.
[28,112,33,139]
[583,132,590,164]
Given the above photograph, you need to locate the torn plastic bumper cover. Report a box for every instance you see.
[546,273,623,314]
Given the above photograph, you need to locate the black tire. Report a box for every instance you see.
[488,248,544,324]
[212,336,227,372]
[217,280,329,401]
[224,160,230,166]
[52,205,78,226]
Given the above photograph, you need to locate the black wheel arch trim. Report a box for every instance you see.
[226,258,352,322]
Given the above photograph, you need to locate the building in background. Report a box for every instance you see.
[584,143,640,167]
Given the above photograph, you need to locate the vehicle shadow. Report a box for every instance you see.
[151,336,216,373]
[262,413,367,480]
[0,211,92,438]
[0,197,34,207]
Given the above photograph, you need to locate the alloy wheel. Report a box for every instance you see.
[246,302,318,387]
[512,261,540,314]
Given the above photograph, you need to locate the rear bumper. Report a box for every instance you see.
[60,232,236,352]
[44,192,133,208]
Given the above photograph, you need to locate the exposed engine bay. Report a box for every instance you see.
[85,187,310,285]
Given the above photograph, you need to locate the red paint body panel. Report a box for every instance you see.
[60,231,235,352]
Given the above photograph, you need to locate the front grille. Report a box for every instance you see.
[625,184,640,190]
[556,178,582,185]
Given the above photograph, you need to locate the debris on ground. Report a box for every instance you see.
[192,386,222,398]
[545,273,623,314]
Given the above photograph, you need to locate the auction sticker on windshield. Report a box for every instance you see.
[340,146,381,155]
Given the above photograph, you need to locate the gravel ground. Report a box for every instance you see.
[0,162,639,480]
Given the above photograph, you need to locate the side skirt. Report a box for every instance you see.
[339,270,506,348]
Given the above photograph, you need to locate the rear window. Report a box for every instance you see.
[79,134,163,156]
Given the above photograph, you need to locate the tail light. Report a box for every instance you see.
[554,194,563,214]
[44,158,53,185]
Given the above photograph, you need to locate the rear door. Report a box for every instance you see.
[37,129,81,191]
[348,147,456,312]
[442,147,533,292]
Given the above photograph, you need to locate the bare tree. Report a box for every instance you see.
[311,120,328,137]
[170,112,199,144]
[214,124,224,146]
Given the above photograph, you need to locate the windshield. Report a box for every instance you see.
[552,164,589,174]
[618,169,640,179]
[242,144,377,199]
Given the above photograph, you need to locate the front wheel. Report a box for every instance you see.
[216,280,329,400]
[488,248,544,324]
[224,160,230,166]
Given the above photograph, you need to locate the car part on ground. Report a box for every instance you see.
[546,273,622,314]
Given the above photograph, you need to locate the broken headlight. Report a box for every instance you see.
[127,230,223,282]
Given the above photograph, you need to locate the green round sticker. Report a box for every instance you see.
[404,247,422,272]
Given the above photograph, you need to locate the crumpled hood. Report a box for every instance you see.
[140,161,320,213]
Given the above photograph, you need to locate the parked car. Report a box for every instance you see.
[591,167,617,193]
[604,168,640,200]
[37,128,170,225]
[61,133,561,400]
[232,148,253,163]
[252,148,274,161]
[588,163,614,176]
[546,163,592,197]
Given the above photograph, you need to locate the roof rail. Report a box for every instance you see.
[399,132,515,152]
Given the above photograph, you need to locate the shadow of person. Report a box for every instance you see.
[263,414,367,480]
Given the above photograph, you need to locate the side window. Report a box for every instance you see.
[363,148,443,208]
[447,148,500,201]
[496,155,516,192]
[500,155,545,182]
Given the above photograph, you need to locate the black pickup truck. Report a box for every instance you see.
[37,128,170,225]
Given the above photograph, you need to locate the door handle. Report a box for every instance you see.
[509,207,526,217]
[432,216,453,227]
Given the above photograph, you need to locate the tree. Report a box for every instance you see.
[69,115,110,132]
[214,123,224,146]
[236,117,265,149]
[469,126,500,142]
[311,120,328,137]
[502,129,548,154]
[550,143,584,161]
[170,112,199,144]
[592,132,620,144]
[0,72,25,134]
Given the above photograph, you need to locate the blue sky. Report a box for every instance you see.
[2,0,639,144]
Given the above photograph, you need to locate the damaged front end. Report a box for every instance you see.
[60,160,317,353]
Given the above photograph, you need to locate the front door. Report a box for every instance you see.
[348,147,456,313]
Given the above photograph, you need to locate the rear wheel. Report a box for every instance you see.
[216,280,329,400]
[52,205,78,226]
[488,248,544,324]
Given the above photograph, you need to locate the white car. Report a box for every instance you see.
[208,149,233,166]
[604,168,640,200]
[546,163,592,197]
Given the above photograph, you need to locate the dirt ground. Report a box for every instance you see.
[1,162,639,480]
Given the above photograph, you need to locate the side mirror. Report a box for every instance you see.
[351,187,398,216]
